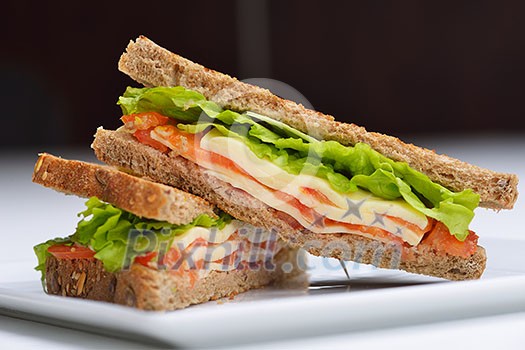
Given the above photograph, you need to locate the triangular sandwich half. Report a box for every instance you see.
[92,36,519,280]
[33,154,301,310]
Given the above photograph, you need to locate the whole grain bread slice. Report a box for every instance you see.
[118,36,518,210]
[92,128,487,280]
[32,153,216,225]
[45,246,303,311]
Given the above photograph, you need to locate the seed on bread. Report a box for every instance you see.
[34,156,44,173]
[76,272,86,296]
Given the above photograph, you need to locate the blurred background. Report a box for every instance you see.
[2,0,525,149]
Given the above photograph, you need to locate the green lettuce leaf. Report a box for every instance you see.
[117,86,480,240]
[34,197,231,281]
[118,86,224,123]
[33,237,73,285]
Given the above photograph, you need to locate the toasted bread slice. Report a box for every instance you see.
[92,128,487,280]
[45,247,302,311]
[32,153,217,225]
[117,36,518,210]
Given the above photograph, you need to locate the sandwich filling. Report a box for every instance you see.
[35,197,283,285]
[116,86,480,258]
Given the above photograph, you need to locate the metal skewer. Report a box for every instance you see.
[339,259,350,280]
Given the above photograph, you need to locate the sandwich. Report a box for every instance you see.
[33,154,301,310]
[89,36,519,281]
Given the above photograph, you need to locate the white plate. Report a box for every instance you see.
[1,237,525,348]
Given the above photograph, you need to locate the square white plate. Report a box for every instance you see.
[1,237,525,348]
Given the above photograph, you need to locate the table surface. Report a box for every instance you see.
[1,133,524,349]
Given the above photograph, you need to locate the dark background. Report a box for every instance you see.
[3,0,525,149]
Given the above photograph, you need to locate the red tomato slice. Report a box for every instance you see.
[151,124,204,160]
[220,251,238,266]
[273,210,304,230]
[299,187,337,207]
[330,219,406,245]
[273,190,318,223]
[133,129,169,153]
[121,112,169,130]
[134,251,157,266]
[385,215,434,237]
[203,151,253,177]
[158,247,182,269]
[48,244,95,259]
[421,221,478,258]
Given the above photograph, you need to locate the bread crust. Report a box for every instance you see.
[92,129,487,280]
[117,36,518,210]
[45,248,302,310]
[32,153,216,225]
